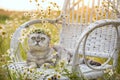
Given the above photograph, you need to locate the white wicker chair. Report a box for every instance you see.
[9,0,120,79]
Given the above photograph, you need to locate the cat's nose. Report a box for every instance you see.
[36,41,40,44]
[36,41,40,43]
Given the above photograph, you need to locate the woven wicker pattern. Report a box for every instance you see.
[60,23,118,58]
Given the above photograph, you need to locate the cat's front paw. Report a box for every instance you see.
[29,65,37,69]
[28,62,37,68]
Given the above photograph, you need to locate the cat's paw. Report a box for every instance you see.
[29,64,37,69]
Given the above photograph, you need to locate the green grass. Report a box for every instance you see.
[0,15,10,24]
[0,9,120,80]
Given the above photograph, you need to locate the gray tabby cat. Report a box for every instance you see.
[27,29,101,68]
[27,29,72,68]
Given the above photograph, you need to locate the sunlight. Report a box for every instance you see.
[0,0,64,11]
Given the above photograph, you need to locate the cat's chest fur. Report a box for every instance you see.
[27,48,56,68]
[29,48,50,58]
[27,47,54,61]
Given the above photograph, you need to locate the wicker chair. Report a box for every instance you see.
[9,0,120,79]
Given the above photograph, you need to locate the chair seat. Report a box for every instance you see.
[8,62,69,80]
[80,64,112,79]
[8,62,112,79]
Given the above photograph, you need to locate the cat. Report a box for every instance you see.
[27,29,101,68]
[27,29,72,68]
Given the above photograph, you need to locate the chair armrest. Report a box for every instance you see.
[10,17,62,62]
[72,19,120,71]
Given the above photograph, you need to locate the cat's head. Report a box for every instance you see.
[28,29,50,51]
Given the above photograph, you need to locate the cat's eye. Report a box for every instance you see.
[41,37,45,41]
[31,36,36,40]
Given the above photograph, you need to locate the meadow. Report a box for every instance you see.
[0,1,120,79]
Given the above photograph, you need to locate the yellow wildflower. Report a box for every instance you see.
[0,26,3,29]
[48,78,51,80]
[35,0,38,2]
[57,75,61,79]
[1,31,6,35]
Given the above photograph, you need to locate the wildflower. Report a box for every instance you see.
[29,0,32,3]
[52,59,56,63]
[41,12,45,15]
[38,71,44,75]
[2,65,6,68]
[57,74,61,79]
[31,14,35,18]
[40,9,44,12]
[42,0,45,2]
[1,31,6,35]
[0,58,5,62]
[9,54,15,60]
[2,54,8,57]
[108,69,114,76]
[18,37,25,43]
[35,0,38,2]
[95,6,98,9]
[42,20,46,24]
[7,60,13,63]
[10,34,13,39]
[56,6,59,9]
[24,12,29,16]
[7,48,13,54]
[52,51,57,55]
[37,3,40,6]
[44,63,47,67]
[53,3,57,7]
[48,8,51,11]
[21,29,27,33]
[47,12,51,15]
[50,2,53,4]
[92,17,97,22]
[40,16,44,19]
[98,12,102,16]
[29,69,34,73]
[54,74,57,78]
[60,61,65,67]
[7,49,11,54]
[0,26,3,29]
[103,14,106,17]
[48,78,52,80]
[27,68,30,71]
[104,69,110,73]
[102,2,105,5]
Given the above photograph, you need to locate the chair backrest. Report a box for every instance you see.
[60,0,120,60]
[62,0,119,24]
[10,19,59,62]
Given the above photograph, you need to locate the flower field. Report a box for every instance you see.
[0,0,120,80]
